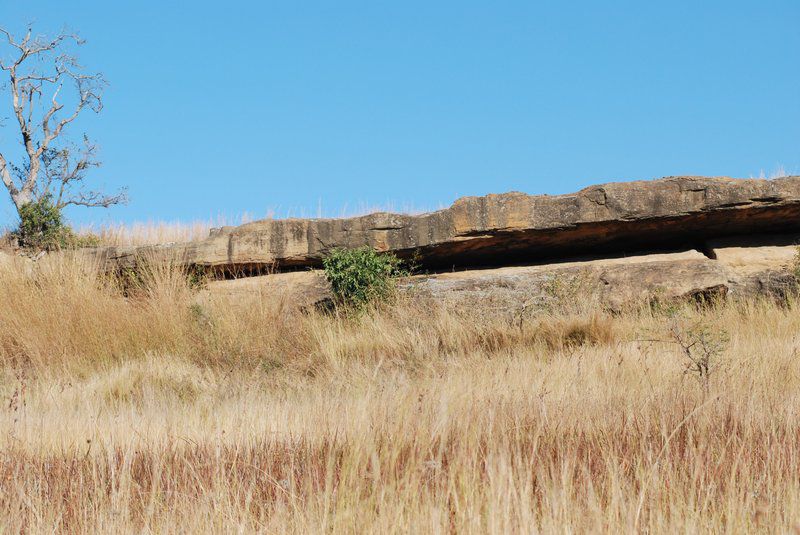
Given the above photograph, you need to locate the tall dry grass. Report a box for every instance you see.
[76,202,436,247]
[77,217,252,247]
[0,257,799,532]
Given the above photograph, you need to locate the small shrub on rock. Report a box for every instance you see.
[322,246,407,310]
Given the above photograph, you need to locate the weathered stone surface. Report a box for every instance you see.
[708,233,799,275]
[201,251,735,312]
[406,251,729,312]
[708,234,800,299]
[86,175,800,273]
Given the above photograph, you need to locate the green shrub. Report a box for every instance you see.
[322,246,407,310]
[13,195,97,251]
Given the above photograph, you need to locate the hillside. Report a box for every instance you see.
[1,176,800,532]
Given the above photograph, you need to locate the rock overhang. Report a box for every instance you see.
[79,175,800,275]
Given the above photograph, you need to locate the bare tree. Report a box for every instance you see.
[0,25,126,216]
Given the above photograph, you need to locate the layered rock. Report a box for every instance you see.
[70,175,800,312]
[86,175,800,274]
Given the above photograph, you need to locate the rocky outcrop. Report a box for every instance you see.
[406,251,730,312]
[73,175,800,312]
[86,175,800,274]
[199,239,800,313]
[199,250,733,312]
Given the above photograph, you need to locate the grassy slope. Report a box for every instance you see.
[0,256,799,533]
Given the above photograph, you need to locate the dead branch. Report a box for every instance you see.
[0,25,123,213]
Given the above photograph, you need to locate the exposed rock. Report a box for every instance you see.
[85,175,800,274]
[202,251,734,313]
[405,251,729,312]
[708,234,800,300]
[75,176,800,311]
[708,233,799,275]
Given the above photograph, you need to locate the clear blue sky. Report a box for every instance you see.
[2,1,799,226]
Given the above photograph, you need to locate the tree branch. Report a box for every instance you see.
[0,153,18,196]
[0,25,113,213]
[61,188,128,209]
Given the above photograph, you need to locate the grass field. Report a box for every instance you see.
[0,255,799,533]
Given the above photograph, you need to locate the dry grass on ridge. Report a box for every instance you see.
[77,218,242,247]
[76,202,434,247]
[0,256,799,532]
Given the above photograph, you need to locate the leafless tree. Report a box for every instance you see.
[0,25,126,216]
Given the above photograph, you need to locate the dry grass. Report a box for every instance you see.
[77,218,249,247]
[753,165,790,180]
[76,202,436,247]
[1,257,800,532]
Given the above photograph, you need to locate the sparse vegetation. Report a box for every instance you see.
[668,319,728,390]
[323,246,407,310]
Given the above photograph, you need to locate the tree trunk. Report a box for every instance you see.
[10,189,32,212]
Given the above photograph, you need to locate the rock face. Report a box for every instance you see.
[407,251,731,312]
[87,175,800,274]
[708,233,800,300]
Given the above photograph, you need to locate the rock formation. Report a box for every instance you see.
[87,175,800,274]
[77,175,800,310]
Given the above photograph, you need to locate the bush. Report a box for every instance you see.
[13,196,98,251]
[322,246,407,310]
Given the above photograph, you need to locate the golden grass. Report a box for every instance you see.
[1,257,800,532]
[77,218,246,246]
[76,203,435,247]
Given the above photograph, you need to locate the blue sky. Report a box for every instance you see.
[1,1,798,226]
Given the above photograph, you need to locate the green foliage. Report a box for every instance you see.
[13,196,99,251]
[15,196,69,251]
[322,246,407,310]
